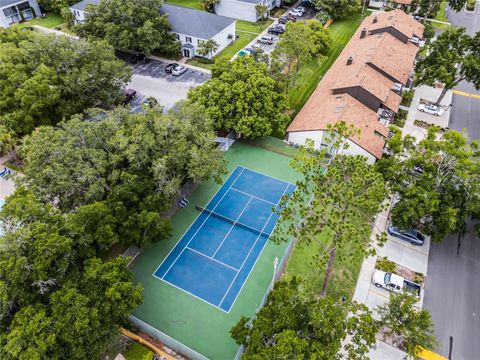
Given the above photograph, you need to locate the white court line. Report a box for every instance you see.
[151,166,244,279]
[186,246,239,272]
[219,181,291,311]
[211,197,253,258]
[230,187,277,206]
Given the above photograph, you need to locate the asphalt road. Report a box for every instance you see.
[424,222,480,360]
[445,4,480,140]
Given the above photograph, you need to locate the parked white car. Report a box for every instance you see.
[295,6,306,14]
[372,270,421,297]
[172,64,187,76]
[418,103,443,116]
[289,9,303,17]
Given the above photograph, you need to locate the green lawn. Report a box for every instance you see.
[11,12,63,29]
[284,224,368,301]
[164,0,202,9]
[430,0,451,29]
[287,16,363,117]
[188,31,257,69]
[236,19,273,33]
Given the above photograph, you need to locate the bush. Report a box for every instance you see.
[414,272,424,284]
[124,343,154,360]
[401,89,414,107]
[376,257,396,273]
[394,109,408,128]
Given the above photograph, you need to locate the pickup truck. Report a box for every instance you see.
[372,270,421,297]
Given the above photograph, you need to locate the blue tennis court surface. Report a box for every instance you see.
[153,166,295,312]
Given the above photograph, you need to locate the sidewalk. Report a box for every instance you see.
[0,155,17,200]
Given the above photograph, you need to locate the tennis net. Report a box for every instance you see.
[195,205,270,238]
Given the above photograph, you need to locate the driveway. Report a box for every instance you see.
[424,222,480,360]
[117,51,210,110]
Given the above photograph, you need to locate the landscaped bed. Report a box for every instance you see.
[187,31,256,69]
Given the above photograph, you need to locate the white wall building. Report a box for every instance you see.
[0,0,42,28]
[69,1,236,59]
[215,0,281,22]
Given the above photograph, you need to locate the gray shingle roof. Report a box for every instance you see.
[69,0,99,12]
[161,4,235,39]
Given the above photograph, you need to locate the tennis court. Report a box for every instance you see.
[153,166,295,312]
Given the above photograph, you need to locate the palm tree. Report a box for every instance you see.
[255,4,268,24]
[197,39,219,59]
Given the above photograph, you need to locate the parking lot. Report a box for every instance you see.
[117,51,210,110]
[239,4,318,57]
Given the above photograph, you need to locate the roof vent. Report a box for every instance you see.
[360,28,367,39]
[347,56,353,65]
[373,16,378,23]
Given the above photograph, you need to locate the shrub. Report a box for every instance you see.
[394,109,408,128]
[376,257,396,273]
[124,343,154,360]
[401,89,414,107]
[414,272,424,284]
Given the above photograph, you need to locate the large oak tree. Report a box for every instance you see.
[76,0,180,54]
[0,29,131,136]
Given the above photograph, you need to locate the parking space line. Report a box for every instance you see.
[387,237,429,256]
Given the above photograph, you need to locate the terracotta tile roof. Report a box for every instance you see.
[368,34,419,84]
[369,9,424,39]
[393,0,413,4]
[287,10,423,160]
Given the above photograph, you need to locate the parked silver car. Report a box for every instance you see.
[387,225,425,246]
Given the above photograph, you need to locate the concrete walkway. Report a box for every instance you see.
[0,155,17,200]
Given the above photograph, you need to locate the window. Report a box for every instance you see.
[176,34,180,40]
[197,39,203,45]
[186,36,192,43]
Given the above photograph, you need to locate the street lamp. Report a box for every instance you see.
[272,257,279,289]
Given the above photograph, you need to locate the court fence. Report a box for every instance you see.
[130,315,209,360]
[239,136,300,158]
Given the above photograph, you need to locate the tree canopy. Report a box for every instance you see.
[272,20,332,93]
[0,189,143,360]
[0,29,131,136]
[415,27,480,105]
[377,291,436,357]
[231,278,377,359]
[313,0,361,19]
[75,0,180,54]
[377,127,480,242]
[276,125,387,296]
[188,57,290,138]
[20,102,225,247]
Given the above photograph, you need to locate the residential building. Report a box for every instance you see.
[69,1,236,59]
[161,4,236,58]
[286,10,424,163]
[215,0,281,22]
[0,0,42,28]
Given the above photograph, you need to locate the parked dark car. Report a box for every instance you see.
[165,63,178,73]
[287,14,297,22]
[387,225,425,246]
[278,16,288,24]
[268,26,285,35]
[123,89,137,104]
[130,53,149,64]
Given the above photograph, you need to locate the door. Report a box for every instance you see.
[183,49,190,58]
